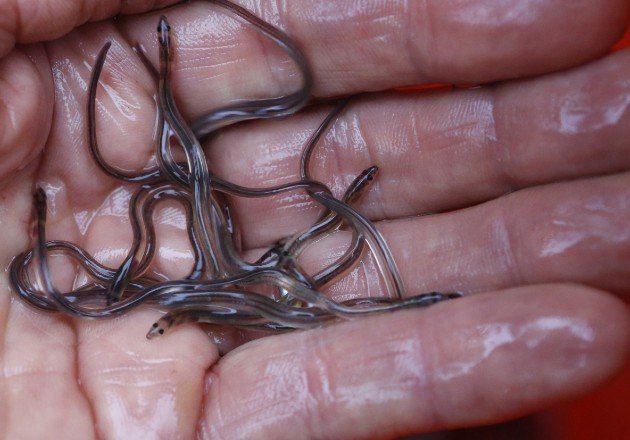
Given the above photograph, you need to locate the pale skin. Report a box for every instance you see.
[1,0,630,438]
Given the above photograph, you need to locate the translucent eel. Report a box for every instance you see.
[252,165,376,306]
[146,292,337,339]
[138,2,315,266]
[21,189,457,325]
[252,103,372,296]
[190,0,313,141]
[281,166,376,255]
[88,42,165,183]
[146,290,459,339]
[310,190,405,299]
[281,100,370,287]
[23,188,172,316]
[12,186,203,309]
[16,185,200,307]
[286,166,377,288]
[133,41,243,251]
[148,0,315,252]
[9,241,154,311]
[14,192,110,310]
[157,15,227,277]
[157,16,331,278]
[255,164,375,261]
[159,15,396,304]
[300,99,406,299]
[128,42,192,187]
[88,38,226,276]
[157,15,335,279]
[209,177,336,271]
[23,250,456,318]
[90,42,193,190]
[130,184,205,280]
[148,268,454,320]
[299,98,351,181]
[107,183,205,304]
[29,188,115,317]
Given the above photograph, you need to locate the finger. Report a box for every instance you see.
[204,47,630,247]
[34,7,630,218]
[0,0,180,58]
[293,171,630,301]
[198,284,630,438]
[118,0,630,108]
[74,309,218,439]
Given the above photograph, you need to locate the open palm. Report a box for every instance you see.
[1,1,629,438]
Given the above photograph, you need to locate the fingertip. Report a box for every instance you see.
[420,0,630,83]
[428,285,630,426]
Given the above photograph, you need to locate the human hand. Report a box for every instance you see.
[1,0,629,438]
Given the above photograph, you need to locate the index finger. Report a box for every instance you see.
[118,0,630,102]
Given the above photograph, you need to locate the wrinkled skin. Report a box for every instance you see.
[1,0,630,439]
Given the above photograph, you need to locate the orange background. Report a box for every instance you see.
[549,350,630,439]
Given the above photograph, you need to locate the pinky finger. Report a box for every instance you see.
[199,284,630,439]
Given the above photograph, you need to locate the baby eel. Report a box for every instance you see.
[147,290,460,339]
[21,189,163,316]
[32,189,55,293]
[300,98,351,181]
[310,190,406,299]
[107,183,205,304]
[311,167,377,287]
[145,289,336,339]
[282,166,376,257]
[107,175,332,301]
[258,165,376,300]
[9,241,151,311]
[190,0,313,141]
[252,103,373,295]
[88,42,164,183]
[29,188,105,316]
[157,16,228,277]
[131,42,192,186]
[157,16,331,276]
[133,41,243,255]
[148,1,315,256]
[299,98,406,299]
